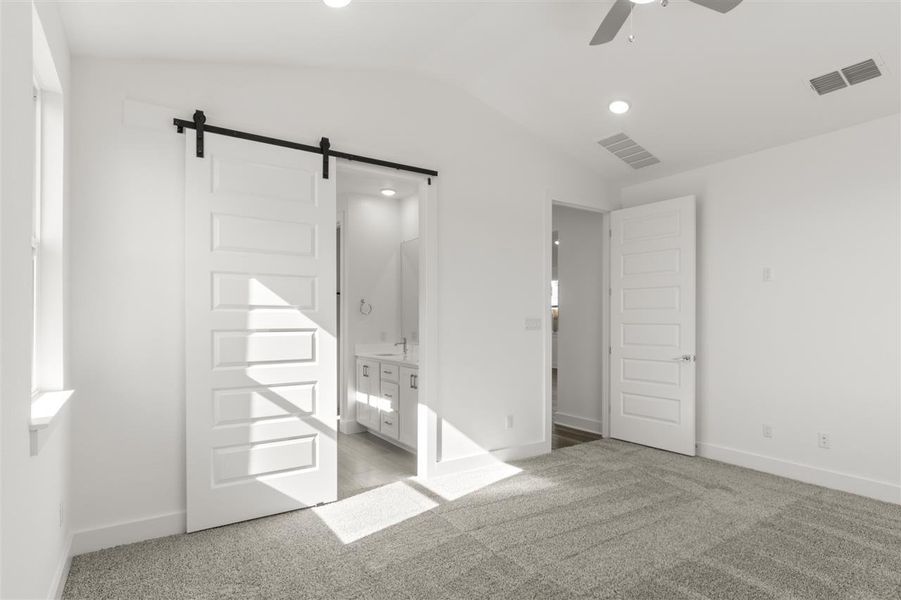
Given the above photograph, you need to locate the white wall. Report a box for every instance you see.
[399,194,421,343]
[552,204,605,434]
[342,193,403,348]
[68,58,611,544]
[620,114,901,503]
[400,194,419,242]
[0,2,73,598]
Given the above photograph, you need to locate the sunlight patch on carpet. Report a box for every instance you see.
[312,481,438,543]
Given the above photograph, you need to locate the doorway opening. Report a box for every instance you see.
[336,164,425,498]
[549,202,608,450]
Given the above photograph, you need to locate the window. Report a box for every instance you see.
[29,7,73,452]
[32,84,42,396]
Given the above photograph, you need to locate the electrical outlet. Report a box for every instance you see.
[762,267,774,282]
[505,415,514,429]
[818,432,831,449]
[762,424,773,439]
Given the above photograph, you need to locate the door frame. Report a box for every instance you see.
[336,161,438,480]
[542,196,612,450]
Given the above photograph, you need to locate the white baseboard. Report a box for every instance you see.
[339,419,364,435]
[553,412,603,434]
[71,510,186,555]
[490,440,549,462]
[49,533,73,599]
[428,441,548,478]
[697,442,901,505]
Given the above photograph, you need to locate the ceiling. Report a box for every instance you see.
[56,0,901,185]
[337,165,420,201]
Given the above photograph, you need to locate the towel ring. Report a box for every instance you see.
[359,299,373,316]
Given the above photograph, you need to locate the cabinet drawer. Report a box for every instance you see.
[380,381,399,411]
[379,363,399,382]
[380,411,399,439]
[380,382,399,439]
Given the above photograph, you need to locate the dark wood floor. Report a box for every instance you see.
[552,423,603,450]
[550,368,603,450]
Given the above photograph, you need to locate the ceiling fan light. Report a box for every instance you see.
[323,0,351,7]
[380,188,397,197]
[609,100,631,115]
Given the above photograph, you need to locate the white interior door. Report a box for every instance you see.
[185,131,337,532]
[609,196,696,456]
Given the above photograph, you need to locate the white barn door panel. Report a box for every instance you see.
[610,196,696,456]
[185,132,337,532]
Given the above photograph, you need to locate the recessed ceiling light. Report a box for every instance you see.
[609,100,631,115]
[380,188,397,197]
[323,0,351,7]
[630,0,655,4]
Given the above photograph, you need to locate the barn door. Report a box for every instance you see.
[184,131,337,532]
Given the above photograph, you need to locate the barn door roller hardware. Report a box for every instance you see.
[173,109,438,182]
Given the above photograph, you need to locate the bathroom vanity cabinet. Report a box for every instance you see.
[355,355,418,451]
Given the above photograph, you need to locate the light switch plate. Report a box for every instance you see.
[524,318,542,331]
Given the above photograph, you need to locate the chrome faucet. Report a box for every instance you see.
[395,337,408,356]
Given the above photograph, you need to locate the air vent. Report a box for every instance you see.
[842,59,881,86]
[598,133,660,169]
[810,71,847,95]
[810,58,883,95]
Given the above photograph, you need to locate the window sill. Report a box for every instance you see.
[29,389,73,456]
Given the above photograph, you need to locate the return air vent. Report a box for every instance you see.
[809,72,847,95]
[598,133,660,170]
[842,59,881,86]
[810,58,883,95]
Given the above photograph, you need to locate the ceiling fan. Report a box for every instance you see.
[590,0,744,45]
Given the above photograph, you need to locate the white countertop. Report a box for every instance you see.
[356,351,419,368]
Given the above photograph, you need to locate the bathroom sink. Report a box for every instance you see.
[363,352,418,365]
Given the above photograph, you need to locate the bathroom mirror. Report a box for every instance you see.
[400,238,420,343]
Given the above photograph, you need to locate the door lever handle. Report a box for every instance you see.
[672,354,696,362]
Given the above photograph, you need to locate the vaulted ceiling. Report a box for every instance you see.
[57,0,901,184]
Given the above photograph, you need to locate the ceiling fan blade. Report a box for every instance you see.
[590,0,633,46]
[687,0,744,14]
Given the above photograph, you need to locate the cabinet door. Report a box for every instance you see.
[380,381,399,439]
[355,359,371,426]
[364,360,381,429]
[399,367,418,448]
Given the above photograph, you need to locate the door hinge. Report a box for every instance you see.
[608,346,612,355]
[608,229,612,238]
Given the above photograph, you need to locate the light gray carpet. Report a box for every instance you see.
[64,439,901,599]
